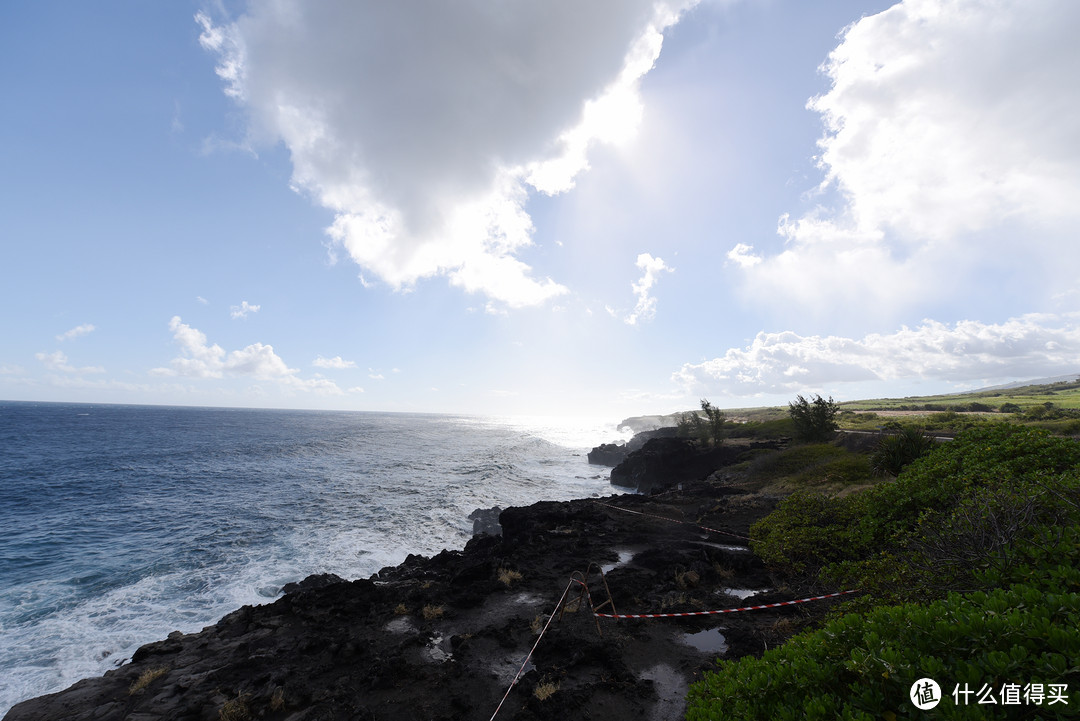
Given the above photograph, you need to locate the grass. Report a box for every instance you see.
[128,667,167,695]
[219,693,252,721]
[496,567,523,586]
[421,604,444,620]
[533,680,560,701]
[838,378,1080,412]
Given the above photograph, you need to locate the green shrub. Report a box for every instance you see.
[869,427,937,477]
[751,491,868,576]
[789,394,839,442]
[687,582,1080,720]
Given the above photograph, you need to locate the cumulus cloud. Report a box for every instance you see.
[230,300,261,319]
[56,323,96,342]
[725,243,761,269]
[674,314,1080,395]
[733,0,1080,311]
[313,355,356,369]
[197,1,697,307]
[625,253,673,325]
[153,316,341,394]
[35,351,105,375]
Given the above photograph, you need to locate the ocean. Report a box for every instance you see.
[0,402,626,715]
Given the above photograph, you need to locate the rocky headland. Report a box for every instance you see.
[5,432,845,721]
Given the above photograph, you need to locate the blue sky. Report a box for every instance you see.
[2,0,1078,418]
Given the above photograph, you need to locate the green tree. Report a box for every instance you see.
[677,398,727,447]
[788,394,839,442]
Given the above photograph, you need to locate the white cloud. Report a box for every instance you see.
[625,253,673,325]
[313,355,356,369]
[35,351,105,375]
[230,300,261,319]
[153,316,342,395]
[56,323,96,342]
[733,0,1080,311]
[197,1,698,307]
[368,369,385,380]
[674,313,1080,395]
[196,296,209,305]
[725,243,761,269]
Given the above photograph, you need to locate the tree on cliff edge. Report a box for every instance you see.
[788,394,838,442]
[677,398,727,446]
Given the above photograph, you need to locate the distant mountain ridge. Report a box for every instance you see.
[976,373,1080,391]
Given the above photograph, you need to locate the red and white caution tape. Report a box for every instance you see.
[593,500,753,542]
[594,590,857,619]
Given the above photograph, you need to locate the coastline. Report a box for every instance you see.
[2,436,845,721]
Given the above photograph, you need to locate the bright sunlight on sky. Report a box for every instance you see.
[2,0,1078,418]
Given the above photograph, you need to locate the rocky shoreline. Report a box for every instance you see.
[5,435,842,721]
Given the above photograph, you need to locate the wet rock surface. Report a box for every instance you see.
[5,464,840,721]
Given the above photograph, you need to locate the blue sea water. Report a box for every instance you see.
[0,402,624,714]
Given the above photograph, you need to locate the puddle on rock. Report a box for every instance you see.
[490,653,536,684]
[423,633,453,663]
[600,549,637,573]
[640,663,687,721]
[694,541,751,552]
[681,627,728,655]
[384,617,414,634]
[720,587,769,600]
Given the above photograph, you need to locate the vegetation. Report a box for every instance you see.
[687,424,1080,719]
[421,604,444,620]
[789,394,839,442]
[839,377,1080,413]
[869,426,937,476]
[677,398,727,446]
[497,567,523,586]
[533,680,560,701]
[128,667,167,695]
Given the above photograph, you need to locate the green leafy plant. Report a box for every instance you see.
[788,394,839,442]
[869,426,937,477]
[691,424,1080,719]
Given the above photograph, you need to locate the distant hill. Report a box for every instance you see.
[977,373,1080,391]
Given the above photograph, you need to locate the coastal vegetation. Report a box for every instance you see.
[686,422,1080,718]
[676,398,728,446]
[788,393,840,442]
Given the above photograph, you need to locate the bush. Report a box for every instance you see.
[789,394,839,442]
[686,581,1080,720]
[751,491,870,576]
[690,424,1080,720]
[869,427,937,477]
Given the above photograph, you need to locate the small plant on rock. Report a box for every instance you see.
[129,667,167,695]
[533,680,560,701]
[497,567,523,586]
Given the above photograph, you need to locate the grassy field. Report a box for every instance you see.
[838,377,1080,411]
[716,378,1080,435]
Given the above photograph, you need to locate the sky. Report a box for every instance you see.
[2,0,1079,419]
